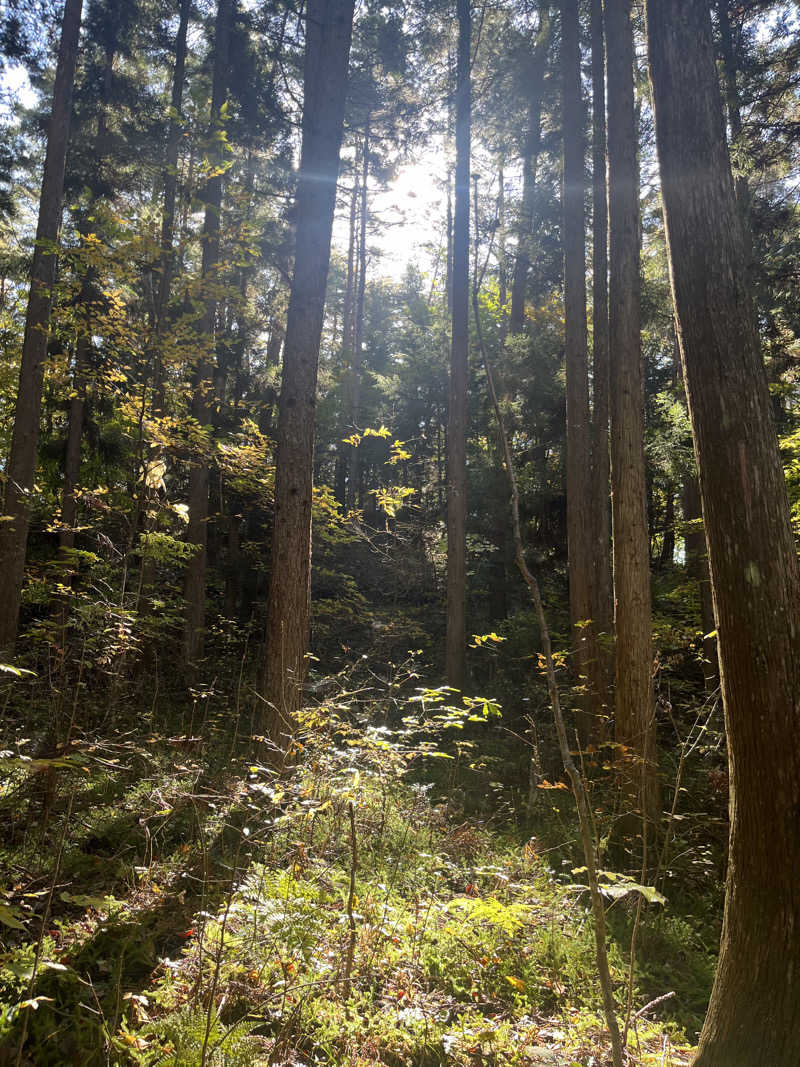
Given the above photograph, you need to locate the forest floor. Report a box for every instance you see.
[0,685,706,1067]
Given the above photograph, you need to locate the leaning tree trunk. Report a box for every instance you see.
[183,0,233,668]
[605,0,657,826]
[561,0,600,744]
[646,5,800,1063]
[0,0,83,653]
[589,0,613,692]
[262,0,355,735]
[445,0,470,693]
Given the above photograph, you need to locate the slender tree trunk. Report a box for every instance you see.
[590,0,613,669]
[562,0,600,743]
[156,0,191,335]
[60,40,115,556]
[348,119,369,510]
[496,157,508,341]
[509,10,550,335]
[605,0,657,824]
[262,0,355,733]
[682,473,718,690]
[0,0,83,652]
[659,481,675,567]
[445,0,470,692]
[60,337,88,551]
[647,7,800,1061]
[184,0,233,667]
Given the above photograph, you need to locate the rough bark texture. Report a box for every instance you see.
[509,10,549,335]
[590,0,612,655]
[445,0,470,692]
[605,0,657,821]
[184,0,233,667]
[646,4,800,1062]
[0,0,83,653]
[262,0,355,733]
[561,0,598,743]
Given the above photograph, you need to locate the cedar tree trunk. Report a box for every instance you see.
[561,0,599,742]
[605,0,657,822]
[646,4,800,1062]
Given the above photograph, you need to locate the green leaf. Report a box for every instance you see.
[0,904,26,930]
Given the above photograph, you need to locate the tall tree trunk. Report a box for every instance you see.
[337,175,358,508]
[496,157,508,341]
[262,0,355,733]
[509,9,550,335]
[647,6,800,1061]
[445,0,470,692]
[0,0,83,652]
[682,473,718,690]
[348,120,369,510]
[561,0,600,743]
[183,0,233,667]
[155,0,191,336]
[60,337,88,551]
[605,0,657,824]
[60,40,116,555]
[589,0,613,671]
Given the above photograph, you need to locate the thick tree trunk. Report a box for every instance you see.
[509,10,549,335]
[262,0,355,733]
[184,0,233,667]
[561,0,600,743]
[605,0,657,823]
[647,5,800,1062]
[445,0,470,692]
[0,0,83,652]
[589,0,612,678]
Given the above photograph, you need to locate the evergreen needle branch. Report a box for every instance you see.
[473,252,623,1067]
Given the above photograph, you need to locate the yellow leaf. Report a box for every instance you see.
[504,975,526,991]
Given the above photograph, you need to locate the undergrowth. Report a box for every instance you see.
[0,677,705,1066]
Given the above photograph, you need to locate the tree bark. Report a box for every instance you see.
[445,0,470,692]
[605,0,657,824]
[262,0,355,733]
[589,0,612,672]
[646,5,800,1062]
[0,0,83,653]
[561,0,601,743]
[184,0,233,667]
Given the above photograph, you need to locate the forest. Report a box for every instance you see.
[0,0,798,1063]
